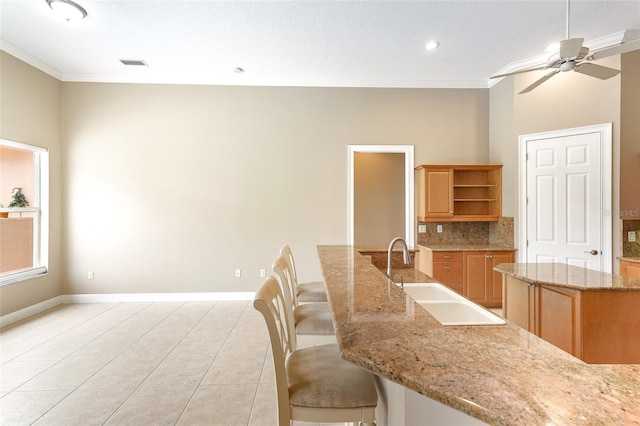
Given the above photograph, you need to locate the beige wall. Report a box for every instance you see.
[0,51,63,315]
[61,84,489,295]
[354,152,405,246]
[620,50,640,219]
[489,55,623,263]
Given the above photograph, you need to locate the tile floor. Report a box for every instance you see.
[0,300,312,426]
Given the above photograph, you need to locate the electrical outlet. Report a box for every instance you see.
[436,224,443,233]
[235,269,241,278]
[629,231,636,242]
[260,269,266,278]
[88,271,94,280]
[418,224,427,233]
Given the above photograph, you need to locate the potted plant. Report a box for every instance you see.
[9,187,29,208]
[0,203,6,218]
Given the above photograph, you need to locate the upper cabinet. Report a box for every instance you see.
[416,165,502,222]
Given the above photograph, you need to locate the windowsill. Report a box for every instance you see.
[0,267,48,286]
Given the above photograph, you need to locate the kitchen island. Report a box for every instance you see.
[496,262,640,364]
[317,245,640,425]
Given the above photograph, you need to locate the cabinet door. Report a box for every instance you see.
[425,169,453,217]
[488,252,514,306]
[629,263,640,281]
[463,252,488,303]
[536,285,581,358]
[503,276,535,331]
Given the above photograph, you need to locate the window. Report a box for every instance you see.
[0,138,49,285]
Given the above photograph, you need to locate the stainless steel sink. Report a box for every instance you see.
[402,283,506,326]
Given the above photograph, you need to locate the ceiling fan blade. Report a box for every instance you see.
[559,38,584,58]
[519,70,560,94]
[490,65,548,79]
[574,63,620,80]
[589,38,640,60]
[622,29,640,43]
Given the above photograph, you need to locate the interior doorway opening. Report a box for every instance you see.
[348,145,415,247]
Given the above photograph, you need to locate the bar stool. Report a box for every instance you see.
[280,244,327,303]
[253,276,377,426]
[272,255,335,347]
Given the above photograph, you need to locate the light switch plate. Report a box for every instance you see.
[418,224,427,233]
[629,231,636,242]
[436,224,443,233]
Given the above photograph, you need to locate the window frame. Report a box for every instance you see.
[0,138,49,285]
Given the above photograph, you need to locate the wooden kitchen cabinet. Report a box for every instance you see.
[416,167,453,220]
[502,275,640,363]
[619,259,640,281]
[464,251,514,308]
[504,276,581,359]
[416,248,463,294]
[417,247,513,301]
[416,165,502,222]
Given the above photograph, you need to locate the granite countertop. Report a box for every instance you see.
[418,244,515,252]
[317,245,640,425]
[621,257,640,264]
[495,262,640,291]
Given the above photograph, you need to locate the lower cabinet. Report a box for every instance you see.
[463,251,514,308]
[503,275,640,364]
[417,247,514,306]
[620,259,640,281]
[416,248,463,294]
[504,276,582,359]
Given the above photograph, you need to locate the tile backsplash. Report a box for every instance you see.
[417,217,514,247]
[622,220,640,257]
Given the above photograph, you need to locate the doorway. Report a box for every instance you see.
[518,124,612,272]
[348,145,415,247]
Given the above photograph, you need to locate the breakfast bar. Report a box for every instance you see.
[317,245,640,425]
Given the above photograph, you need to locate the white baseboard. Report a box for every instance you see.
[0,292,256,328]
[0,296,64,328]
[61,292,256,303]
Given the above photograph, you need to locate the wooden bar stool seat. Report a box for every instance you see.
[280,244,328,303]
[253,276,377,426]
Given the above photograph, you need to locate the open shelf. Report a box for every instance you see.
[416,164,502,222]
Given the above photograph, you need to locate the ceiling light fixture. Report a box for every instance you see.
[425,40,440,51]
[120,59,148,66]
[46,0,87,21]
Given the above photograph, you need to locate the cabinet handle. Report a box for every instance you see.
[443,266,451,269]
[443,256,451,259]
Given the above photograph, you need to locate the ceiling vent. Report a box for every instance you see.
[120,59,148,66]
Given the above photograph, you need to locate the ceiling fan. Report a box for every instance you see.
[491,0,640,94]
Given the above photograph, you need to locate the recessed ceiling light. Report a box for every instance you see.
[46,0,87,21]
[120,59,148,66]
[425,40,440,51]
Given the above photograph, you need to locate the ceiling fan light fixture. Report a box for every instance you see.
[47,0,87,21]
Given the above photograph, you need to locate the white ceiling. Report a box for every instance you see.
[1,0,639,88]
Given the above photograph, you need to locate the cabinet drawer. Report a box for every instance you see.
[433,252,463,262]
[432,262,463,283]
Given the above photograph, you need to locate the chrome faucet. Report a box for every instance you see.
[387,237,411,283]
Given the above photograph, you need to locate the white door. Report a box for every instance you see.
[520,124,612,272]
